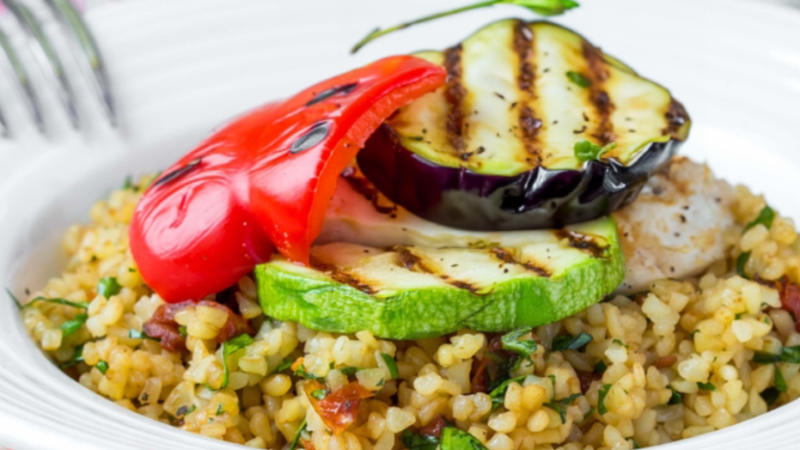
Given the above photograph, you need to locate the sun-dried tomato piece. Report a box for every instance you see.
[419,415,447,439]
[778,277,800,332]
[143,300,253,353]
[305,380,374,434]
[575,370,600,395]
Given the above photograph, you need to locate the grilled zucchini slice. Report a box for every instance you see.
[256,216,624,339]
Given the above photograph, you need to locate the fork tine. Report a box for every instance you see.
[44,0,116,126]
[0,27,46,132]
[0,0,80,129]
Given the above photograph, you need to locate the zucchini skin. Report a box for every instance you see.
[358,124,681,230]
[256,217,625,339]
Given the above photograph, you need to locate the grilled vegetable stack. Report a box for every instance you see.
[358,19,690,230]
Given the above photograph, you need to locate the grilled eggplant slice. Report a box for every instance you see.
[358,19,690,230]
[256,217,624,339]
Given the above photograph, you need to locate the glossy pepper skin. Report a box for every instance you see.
[129,56,447,303]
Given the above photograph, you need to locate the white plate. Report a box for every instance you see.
[1,0,799,448]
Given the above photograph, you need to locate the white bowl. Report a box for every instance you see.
[1,0,800,448]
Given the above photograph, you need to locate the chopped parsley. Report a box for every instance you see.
[273,358,294,374]
[697,381,716,391]
[583,406,595,421]
[594,360,607,374]
[61,344,84,369]
[775,366,788,393]
[488,376,527,413]
[339,366,360,377]
[178,326,188,337]
[552,332,593,352]
[61,313,88,337]
[122,175,133,190]
[628,438,642,449]
[97,276,122,299]
[289,419,308,450]
[294,364,326,382]
[19,296,89,310]
[216,404,225,415]
[668,387,682,405]
[736,252,751,278]
[761,387,780,407]
[544,393,582,424]
[401,430,440,450]
[574,140,616,163]
[597,383,612,415]
[221,333,255,388]
[611,339,628,348]
[129,329,160,341]
[753,346,800,365]
[744,206,776,232]
[6,288,22,308]
[381,353,399,379]
[176,404,196,417]
[500,327,537,370]
[566,71,591,88]
[96,360,109,375]
[311,389,328,400]
[440,426,488,450]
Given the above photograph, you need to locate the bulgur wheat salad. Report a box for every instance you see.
[12,5,800,450]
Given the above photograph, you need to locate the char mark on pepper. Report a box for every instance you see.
[582,42,615,146]
[490,247,550,278]
[513,21,543,165]
[443,44,467,156]
[153,158,202,187]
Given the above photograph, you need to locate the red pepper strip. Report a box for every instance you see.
[129,56,446,302]
[305,380,374,435]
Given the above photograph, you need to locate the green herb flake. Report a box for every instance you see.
[221,333,255,388]
[488,376,527,413]
[544,393,582,424]
[295,364,326,383]
[574,140,617,163]
[339,366,360,376]
[611,338,628,348]
[566,70,591,88]
[289,419,308,450]
[19,296,90,310]
[552,332,593,352]
[594,360,607,374]
[381,353,400,379]
[311,389,328,400]
[775,366,788,393]
[754,346,800,365]
[61,344,85,369]
[597,384,612,415]
[668,388,682,405]
[440,426,488,450]
[583,406,595,421]
[6,288,22,309]
[628,438,642,449]
[216,404,225,416]
[401,429,440,450]
[96,360,109,375]
[129,329,160,341]
[735,312,745,320]
[176,404,196,417]
[122,175,133,190]
[61,313,88,337]
[744,206,776,232]
[736,252,751,278]
[178,326,188,337]
[697,381,716,391]
[97,276,122,299]
[761,387,780,407]
[273,358,294,374]
[501,327,538,370]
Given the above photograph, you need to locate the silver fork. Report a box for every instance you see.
[0,0,114,136]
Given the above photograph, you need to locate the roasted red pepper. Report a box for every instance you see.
[129,56,446,302]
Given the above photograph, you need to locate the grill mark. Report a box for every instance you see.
[311,257,377,295]
[582,42,615,146]
[513,21,542,165]
[554,230,607,258]
[340,167,397,215]
[490,247,550,277]
[393,246,435,274]
[443,45,467,155]
[665,99,689,140]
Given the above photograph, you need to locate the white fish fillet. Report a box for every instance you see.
[612,157,734,293]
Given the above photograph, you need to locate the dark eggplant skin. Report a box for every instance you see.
[357,124,682,231]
